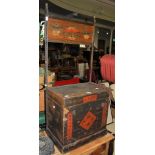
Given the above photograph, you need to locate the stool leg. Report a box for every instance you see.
[105,142,110,155]
[108,140,114,155]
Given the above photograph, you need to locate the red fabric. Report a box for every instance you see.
[54,77,80,86]
[100,55,115,83]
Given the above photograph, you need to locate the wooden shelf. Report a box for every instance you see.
[53,133,114,155]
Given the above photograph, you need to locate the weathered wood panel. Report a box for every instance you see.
[46,82,110,153]
[48,18,94,45]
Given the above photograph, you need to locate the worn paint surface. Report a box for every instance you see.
[48,18,93,44]
[46,82,109,153]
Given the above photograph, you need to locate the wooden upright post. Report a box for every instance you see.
[89,16,96,82]
[109,28,114,54]
[44,3,48,128]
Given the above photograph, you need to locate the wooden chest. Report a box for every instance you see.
[46,82,110,153]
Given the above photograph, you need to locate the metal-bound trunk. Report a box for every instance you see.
[46,82,110,153]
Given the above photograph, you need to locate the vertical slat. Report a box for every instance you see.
[89,16,96,82]
[109,28,114,54]
[45,3,48,128]
[45,3,48,88]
